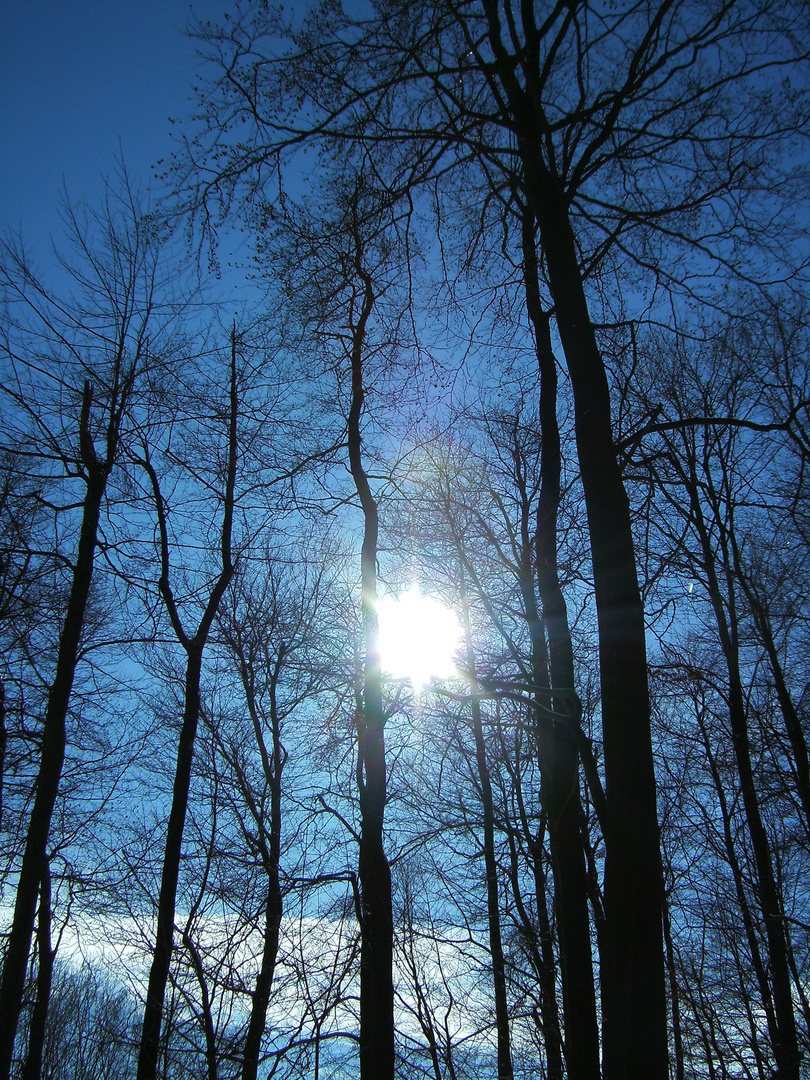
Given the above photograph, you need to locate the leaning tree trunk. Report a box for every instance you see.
[138,646,206,1080]
[241,867,282,1080]
[0,384,110,1080]
[728,529,810,842]
[182,926,218,1080]
[695,695,779,1065]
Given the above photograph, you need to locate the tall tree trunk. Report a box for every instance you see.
[661,887,684,1080]
[521,209,601,1080]
[523,166,665,1080]
[0,384,107,1080]
[346,254,394,1080]
[240,840,282,1080]
[481,10,668,1074]
[695,695,777,1068]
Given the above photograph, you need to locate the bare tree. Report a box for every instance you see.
[343,195,395,1080]
[134,328,239,1080]
[0,182,170,1079]
[623,323,809,1075]
[176,7,809,1073]
[213,555,333,1080]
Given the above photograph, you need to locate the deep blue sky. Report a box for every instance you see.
[0,0,228,272]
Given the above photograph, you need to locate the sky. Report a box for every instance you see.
[0,0,231,278]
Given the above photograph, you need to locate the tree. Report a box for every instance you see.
[214,553,333,1080]
[175,4,807,1072]
[32,960,136,1080]
[134,328,239,1080]
[0,182,172,1079]
[252,165,428,1077]
[343,204,395,1080]
[1,4,806,1078]
[624,322,807,1076]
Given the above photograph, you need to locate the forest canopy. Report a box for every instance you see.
[1,2,809,1079]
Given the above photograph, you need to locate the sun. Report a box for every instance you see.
[376,585,462,689]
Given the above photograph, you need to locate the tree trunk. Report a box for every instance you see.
[479,7,668,1069]
[347,255,394,1080]
[0,384,106,1080]
[712,622,798,1078]
[506,799,564,1080]
[522,210,601,1080]
[728,533,810,841]
[241,857,282,1080]
[685,457,800,1080]
[459,589,513,1080]
[182,928,218,1080]
[136,330,238,1080]
[661,877,684,1080]
[138,646,205,1080]
[523,165,666,1080]
[240,651,286,1080]
[695,696,777,1068]
[21,861,55,1080]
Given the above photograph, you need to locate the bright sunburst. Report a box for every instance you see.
[376,585,462,689]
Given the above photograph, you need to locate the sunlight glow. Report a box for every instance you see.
[376,586,462,689]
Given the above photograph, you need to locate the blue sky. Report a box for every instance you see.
[0,0,228,272]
